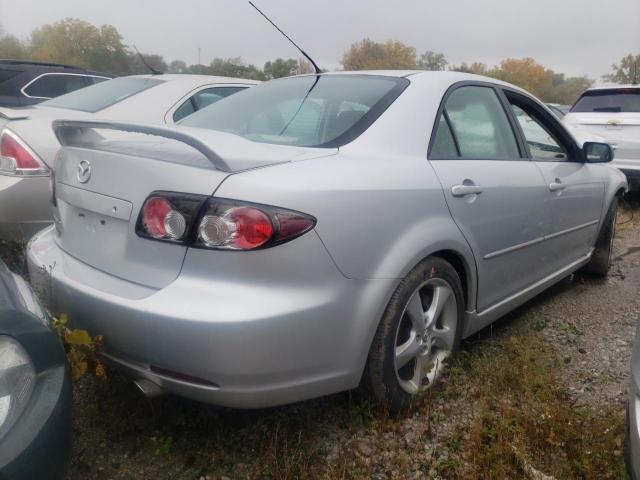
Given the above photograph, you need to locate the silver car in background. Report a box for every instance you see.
[28,71,626,411]
[0,74,257,241]
[564,85,640,190]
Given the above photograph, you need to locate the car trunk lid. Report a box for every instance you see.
[53,121,336,288]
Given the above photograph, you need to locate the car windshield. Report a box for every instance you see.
[180,75,407,147]
[41,77,164,113]
[571,88,640,113]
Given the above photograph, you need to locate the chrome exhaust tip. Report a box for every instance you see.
[133,378,163,399]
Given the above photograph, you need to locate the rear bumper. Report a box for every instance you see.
[0,174,52,242]
[27,226,395,408]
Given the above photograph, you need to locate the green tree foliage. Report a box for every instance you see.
[29,18,130,73]
[449,62,489,75]
[263,58,298,79]
[206,57,266,80]
[449,57,592,104]
[603,53,640,84]
[417,51,447,71]
[341,38,417,70]
[167,60,187,74]
[0,27,27,59]
[126,52,168,74]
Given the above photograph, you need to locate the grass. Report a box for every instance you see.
[437,331,628,479]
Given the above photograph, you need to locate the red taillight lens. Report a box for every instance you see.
[198,206,274,250]
[136,192,315,250]
[195,199,315,251]
[141,196,187,240]
[0,129,48,175]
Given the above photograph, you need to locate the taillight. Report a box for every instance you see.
[0,129,48,176]
[135,192,316,251]
[136,193,204,243]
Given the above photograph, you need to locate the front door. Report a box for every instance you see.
[504,91,605,273]
[429,84,551,312]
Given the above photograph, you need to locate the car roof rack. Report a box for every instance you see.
[0,59,81,69]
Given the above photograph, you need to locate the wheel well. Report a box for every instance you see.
[431,249,470,309]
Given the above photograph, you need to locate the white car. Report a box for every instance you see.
[0,74,257,241]
[564,85,640,190]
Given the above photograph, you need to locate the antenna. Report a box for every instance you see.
[248,1,322,75]
[133,45,163,75]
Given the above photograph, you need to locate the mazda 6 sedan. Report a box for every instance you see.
[27,71,626,411]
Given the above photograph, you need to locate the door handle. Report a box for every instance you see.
[549,179,566,192]
[451,184,483,197]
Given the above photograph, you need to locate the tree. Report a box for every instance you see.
[449,62,488,75]
[168,60,187,74]
[545,75,593,105]
[29,18,130,73]
[341,38,417,70]
[263,58,298,79]
[296,57,315,75]
[0,26,27,59]
[490,58,554,99]
[207,57,266,80]
[603,53,640,84]
[126,52,167,74]
[417,51,447,71]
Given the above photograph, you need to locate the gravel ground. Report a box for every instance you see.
[5,196,639,479]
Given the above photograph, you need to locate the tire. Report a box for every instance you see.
[366,256,464,413]
[583,198,617,277]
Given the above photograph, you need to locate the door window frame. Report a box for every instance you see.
[427,80,528,161]
[500,88,582,163]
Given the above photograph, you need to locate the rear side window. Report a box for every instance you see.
[571,89,640,113]
[180,75,408,148]
[431,115,458,157]
[22,74,100,99]
[173,86,247,122]
[433,86,520,159]
[42,77,163,113]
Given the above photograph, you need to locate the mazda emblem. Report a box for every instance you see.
[77,160,91,183]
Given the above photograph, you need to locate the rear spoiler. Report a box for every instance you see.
[52,120,232,173]
[0,107,30,121]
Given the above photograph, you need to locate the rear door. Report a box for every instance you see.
[429,84,551,312]
[503,89,605,271]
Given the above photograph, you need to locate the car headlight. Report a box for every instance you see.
[0,335,36,441]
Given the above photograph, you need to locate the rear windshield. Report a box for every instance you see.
[41,77,163,113]
[571,88,640,113]
[180,75,408,147]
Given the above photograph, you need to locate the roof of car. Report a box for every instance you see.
[584,84,640,91]
[125,73,260,85]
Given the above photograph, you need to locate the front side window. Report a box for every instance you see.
[23,74,92,99]
[434,86,520,159]
[510,105,567,160]
[180,75,408,147]
[42,77,163,113]
[571,88,640,113]
[173,86,247,122]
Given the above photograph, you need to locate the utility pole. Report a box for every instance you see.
[198,47,201,66]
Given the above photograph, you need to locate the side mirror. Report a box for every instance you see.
[583,142,613,163]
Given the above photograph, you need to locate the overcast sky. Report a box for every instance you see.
[1,0,638,80]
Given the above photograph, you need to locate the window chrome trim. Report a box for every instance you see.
[20,72,112,99]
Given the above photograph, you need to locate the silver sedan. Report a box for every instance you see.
[0,74,257,241]
[28,71,626,410]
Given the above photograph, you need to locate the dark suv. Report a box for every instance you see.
[0,59,113,107]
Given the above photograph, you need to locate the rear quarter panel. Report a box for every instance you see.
[215,151,477,303]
